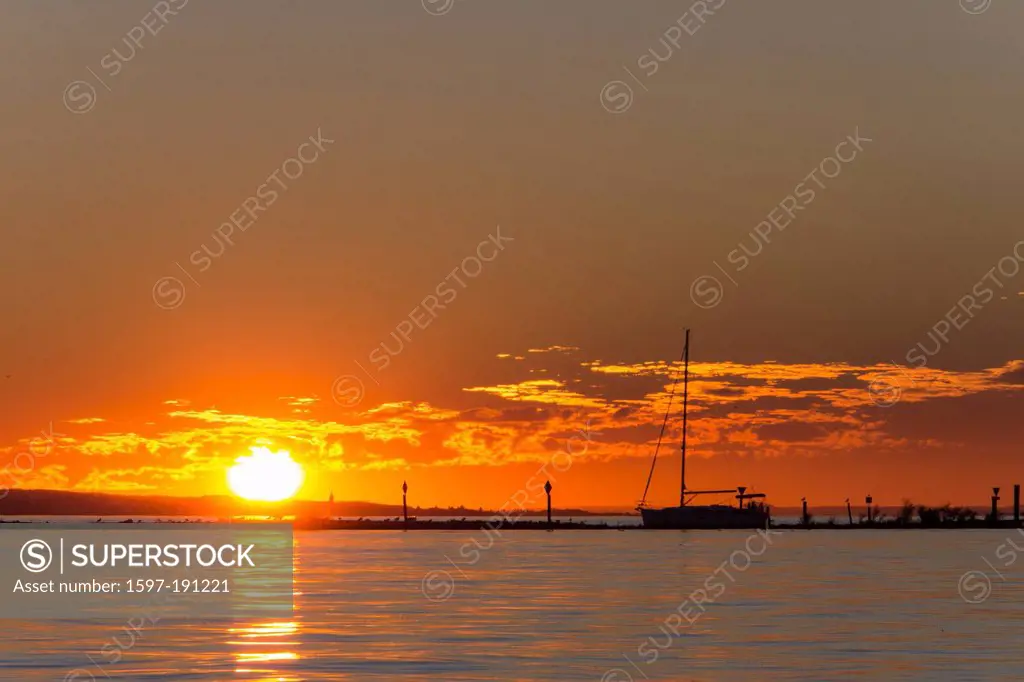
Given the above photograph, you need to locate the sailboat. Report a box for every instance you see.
[638,329,771,529]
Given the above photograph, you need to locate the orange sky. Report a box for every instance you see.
[3,345,1024,508]
[2,1,1023,509]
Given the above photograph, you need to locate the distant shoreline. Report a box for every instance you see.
[3,516,1022,531]
[0,492,1004,518]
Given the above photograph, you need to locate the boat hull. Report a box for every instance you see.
[640,505,769,530]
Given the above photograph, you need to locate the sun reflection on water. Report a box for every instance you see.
[230,621,300,677]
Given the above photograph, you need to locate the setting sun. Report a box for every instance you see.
[228,446,305,502]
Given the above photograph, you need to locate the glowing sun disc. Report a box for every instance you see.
[228,447,304,502]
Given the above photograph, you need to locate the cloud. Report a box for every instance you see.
[360,457,410,471]
[4,349,1022,499]
[756,422,830,444]
[526,345,580,354]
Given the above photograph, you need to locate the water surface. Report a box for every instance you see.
[2,530,1021,681]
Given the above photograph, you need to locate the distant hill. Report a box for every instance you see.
[0,489,612,518]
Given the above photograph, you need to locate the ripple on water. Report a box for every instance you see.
[2,530,1022,681]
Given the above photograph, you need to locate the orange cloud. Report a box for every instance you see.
[3,351,1023,507]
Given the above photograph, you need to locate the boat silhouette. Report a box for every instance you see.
[638,329,770,529]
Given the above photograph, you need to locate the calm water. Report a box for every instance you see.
[2,529,1022,681]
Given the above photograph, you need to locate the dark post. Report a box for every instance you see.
[865,495,873,524]
[737,486,746,510]
[801,497,809,528]
[402,481,408,528]
[991,487,1000,526]
[846,498,853,525]
[1014,484,1021,525]
[544,481,553,530]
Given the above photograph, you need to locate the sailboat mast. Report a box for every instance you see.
[680,328,690,507]
[638,338,687,509]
